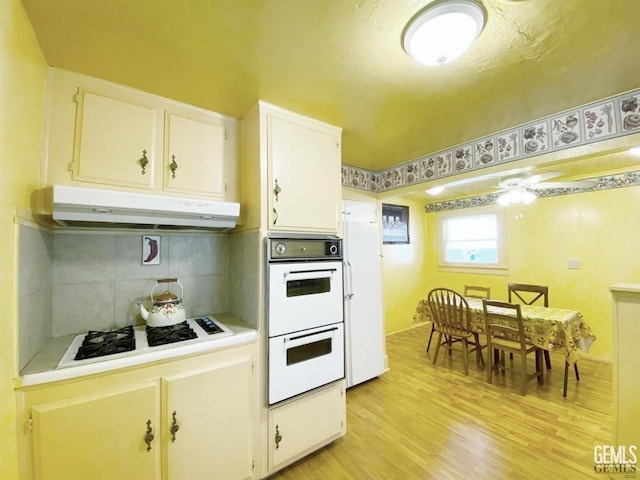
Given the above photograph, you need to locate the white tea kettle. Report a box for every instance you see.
[139,278,186,327]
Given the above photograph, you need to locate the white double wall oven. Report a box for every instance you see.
[266,236,345,405]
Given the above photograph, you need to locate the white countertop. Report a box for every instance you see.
[18,314,258,387]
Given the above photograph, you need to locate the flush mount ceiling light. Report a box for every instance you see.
[402,0,486,66]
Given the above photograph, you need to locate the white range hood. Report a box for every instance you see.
[34,185,240,231]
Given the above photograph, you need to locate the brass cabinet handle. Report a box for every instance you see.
[144,419,154,452]
[272,207,278,225]
[273,179,281,201]
[170,411,180,442]
[275,424,282,450]
[169,155,178,179]
[139,150,149,175]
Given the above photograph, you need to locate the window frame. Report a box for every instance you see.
[436,205,508,274]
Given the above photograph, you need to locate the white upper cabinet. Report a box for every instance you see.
[240,101,342,234]
[73,89,159,189]
[44,68,237,202]
[163,110,226,198]
[267,112,341,232]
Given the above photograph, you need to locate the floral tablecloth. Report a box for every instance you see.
[413,297,596,365]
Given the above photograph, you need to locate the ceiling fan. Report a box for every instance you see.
[495,171,596,205]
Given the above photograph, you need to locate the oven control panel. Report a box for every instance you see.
[268,237,342,261]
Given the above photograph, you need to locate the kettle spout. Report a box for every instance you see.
[138,301,149,320]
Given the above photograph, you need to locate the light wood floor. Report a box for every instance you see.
[270,323,612,479]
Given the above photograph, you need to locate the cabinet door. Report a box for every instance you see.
[32,382,160,480]
[268,381,346,473]
[163,352,254,480]
[73,90,159,189]
[611,288,640,450]
[268,114,341,233]
[164,111,226,198]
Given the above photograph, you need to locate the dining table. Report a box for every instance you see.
[413,296,597,397]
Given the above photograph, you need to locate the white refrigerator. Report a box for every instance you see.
[342,200,386,388]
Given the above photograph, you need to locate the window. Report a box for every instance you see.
[437,206,507,272]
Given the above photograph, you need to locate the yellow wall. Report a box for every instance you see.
[0,0,46,477]
[415,186,640,361]
[381,198,430,334]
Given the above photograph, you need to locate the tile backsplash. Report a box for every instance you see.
[18,225,53,371]
[18,224,231,370]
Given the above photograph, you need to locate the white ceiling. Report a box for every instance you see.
[21,0,640,200]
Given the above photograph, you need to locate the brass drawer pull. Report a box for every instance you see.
[275,424,282,449]
[170,411,180,442]
[169,155,178,179]
[139,150,149,175]
[144,419,154,452]
[273,179,281,201]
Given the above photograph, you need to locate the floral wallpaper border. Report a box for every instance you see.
[423,170,640,213]
[341,87,640,193]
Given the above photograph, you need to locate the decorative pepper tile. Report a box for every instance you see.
[584,102,616,140]
[619,93,640,131]
[551,111,582,148]
[522,121,549,155]
[436,151,453,176]
[406,162,419,184]
[453,145,473,172]
[496,130,521,162]
[420,156,436,180]
[474,138,496,167]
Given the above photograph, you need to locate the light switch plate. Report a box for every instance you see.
[568,259,581,269]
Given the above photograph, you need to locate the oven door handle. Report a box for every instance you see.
[283,326,339,347]
[283,268,336,279]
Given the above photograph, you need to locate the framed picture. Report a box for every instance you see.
[382,204,410,244]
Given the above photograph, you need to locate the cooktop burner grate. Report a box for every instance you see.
[74,325,136,360]
[146,321,198,347]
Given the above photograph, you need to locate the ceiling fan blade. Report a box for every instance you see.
[521,171,562,185]
[527,180,596,190]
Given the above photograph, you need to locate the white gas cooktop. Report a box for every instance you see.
[57,316,232,369]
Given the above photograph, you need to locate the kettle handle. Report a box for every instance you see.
[151,278,183,302]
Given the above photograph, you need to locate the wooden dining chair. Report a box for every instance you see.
[507,282,580,386]
[507,283,553,370]
[427,288,484,375]
[482,299,544,395]
[427,285,490,352]
[464,285,491,299]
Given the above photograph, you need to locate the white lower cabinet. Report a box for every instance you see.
[267,381,346,474]
[32,381,160,480]
[163,357,254,480]
[18,344,256,480]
